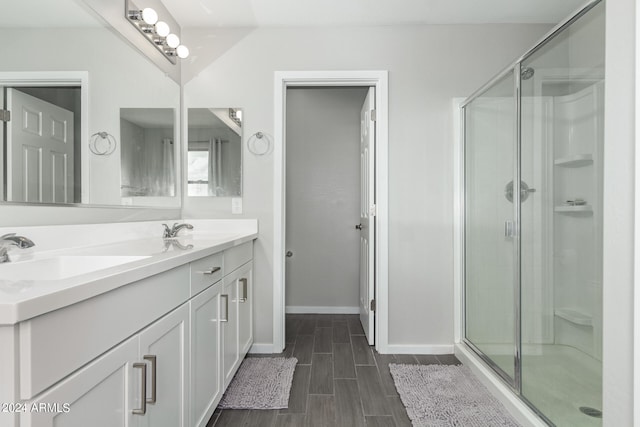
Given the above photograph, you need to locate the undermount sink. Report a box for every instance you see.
[0,255,151,281]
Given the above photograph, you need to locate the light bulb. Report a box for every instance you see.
[141,8,158,25]
[176,45,189,59]
[166,34,180,48]
[155,21,170,37]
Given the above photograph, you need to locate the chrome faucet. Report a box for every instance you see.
[162,223,194,239]
[0,233,35,263]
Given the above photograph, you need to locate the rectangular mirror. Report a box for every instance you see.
[187,108,242,197]
[0,0,181,208]
[120,108,176,199]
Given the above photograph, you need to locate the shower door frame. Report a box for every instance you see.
[457,0,603,424]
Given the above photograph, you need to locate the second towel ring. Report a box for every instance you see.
[247,132,272,156]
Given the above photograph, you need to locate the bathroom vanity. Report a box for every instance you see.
[0,220,257,427]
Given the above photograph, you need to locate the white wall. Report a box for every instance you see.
[182,24,551,348]
[603,0,636,425]
[285,87,367,311]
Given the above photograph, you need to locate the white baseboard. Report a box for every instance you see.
[455,343,547,427]
[285,306,359,314]
[249,343,275,354]
[385,344,454,355]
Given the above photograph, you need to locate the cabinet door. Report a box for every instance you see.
[237,262,253,357]
[222,274,239,388]
[21,337,139,427]
[190,283,222,427]
[138,304,189,427]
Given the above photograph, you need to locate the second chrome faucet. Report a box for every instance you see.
[162,223,193,239]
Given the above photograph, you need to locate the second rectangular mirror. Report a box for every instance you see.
[187,108,242,197]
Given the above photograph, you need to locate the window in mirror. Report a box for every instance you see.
[120,108,176,197]
[1,85,82,204]
[187,108,242,197]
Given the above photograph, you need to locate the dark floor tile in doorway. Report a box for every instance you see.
[333,342,356,379]
[294,334,314,365]
[333,321,351,343]
[309,353,334,394]
[314,327,333,353]
[351,335,375,365]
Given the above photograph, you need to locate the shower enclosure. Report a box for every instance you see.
[461,1,604,425]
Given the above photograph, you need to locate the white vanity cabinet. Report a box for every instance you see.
[21,304,190,427]
[190,282,222,427]
[0,238,255,427]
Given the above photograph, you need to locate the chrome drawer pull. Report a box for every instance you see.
[200,267,221,275]
[221,294,229,322]
[132,362,147,415]
[144,355,157,404]
[239,278,248,303]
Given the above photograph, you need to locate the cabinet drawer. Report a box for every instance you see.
[190,252,223,296]
[19,265,190,400]
[225,242,253,275]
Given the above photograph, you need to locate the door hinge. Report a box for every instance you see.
[0,109,10,122]
[370,299,376,312]
[370,109,377,122]
[369,204,377,217]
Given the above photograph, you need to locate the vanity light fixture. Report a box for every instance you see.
[125,0,189,64]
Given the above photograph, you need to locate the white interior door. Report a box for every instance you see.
[6,88,74,203]
[359,87,376,345]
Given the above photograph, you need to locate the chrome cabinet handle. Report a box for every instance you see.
[199,267,221,275]
[132,362,147,415]
[221,294,229,322]
[239,278,248,303]
[144,355,157,404]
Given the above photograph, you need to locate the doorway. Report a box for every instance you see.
[285,86,369,328]
[273,71,389,354]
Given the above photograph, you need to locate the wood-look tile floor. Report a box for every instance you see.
[207,314,460,427]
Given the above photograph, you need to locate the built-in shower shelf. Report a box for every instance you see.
[554,205,593,213]
[554,154,593,167]
[554,308,593,326]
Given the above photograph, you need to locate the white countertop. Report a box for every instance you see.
[0,220,257,325]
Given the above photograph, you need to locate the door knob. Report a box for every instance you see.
[286,251,293,257]
[355,224,363,230]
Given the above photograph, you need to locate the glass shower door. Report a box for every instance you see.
[519,2,604,424]
[463,70,517,384]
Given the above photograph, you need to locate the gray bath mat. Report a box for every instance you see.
[389,364,521,427]
[219,357,298,409]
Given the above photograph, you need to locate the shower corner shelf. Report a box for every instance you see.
[554,153,593,167]
[554,308,593,327]
[554,205,593,213]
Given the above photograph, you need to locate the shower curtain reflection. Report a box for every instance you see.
[120,108,176,198]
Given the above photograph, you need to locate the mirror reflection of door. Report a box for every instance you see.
[4,87,79,204]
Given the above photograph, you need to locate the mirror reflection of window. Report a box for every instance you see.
[187,108,242,197]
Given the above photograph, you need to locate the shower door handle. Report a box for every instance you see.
[504,220,516,238]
